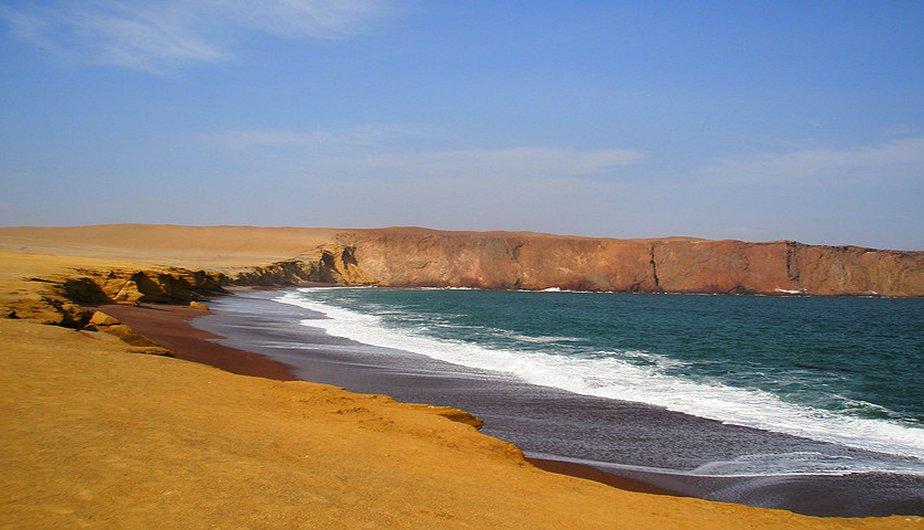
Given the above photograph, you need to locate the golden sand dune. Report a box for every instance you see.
[0,224,342,270]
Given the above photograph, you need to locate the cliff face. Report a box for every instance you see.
[1,225,921,297]
[651,240,922,296]
[336,229,923,297]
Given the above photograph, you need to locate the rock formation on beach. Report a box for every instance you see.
[9,265,226,327]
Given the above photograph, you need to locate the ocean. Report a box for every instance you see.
[194,287,924,515]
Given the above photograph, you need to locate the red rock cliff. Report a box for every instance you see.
[336,228,923,297]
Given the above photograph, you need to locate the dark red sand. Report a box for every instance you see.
[98,303,296,381]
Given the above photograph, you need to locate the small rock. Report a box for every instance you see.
[101,324,156,347]
[89,311,121,327]
[189,301,209,311]
[129,346,174,357]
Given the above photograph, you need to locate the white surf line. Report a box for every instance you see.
[275,289,924,464]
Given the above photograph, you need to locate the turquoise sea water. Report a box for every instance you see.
[279,288,924,463]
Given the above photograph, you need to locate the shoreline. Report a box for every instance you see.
[8,317,911,528]
[98,299,683,498]
[97,292,924,518]
[193,289,924,518]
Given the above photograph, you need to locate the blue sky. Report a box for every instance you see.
[1,1,922,248]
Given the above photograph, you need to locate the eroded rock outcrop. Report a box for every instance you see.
[232,244,375,287]
[82,310,172,355]
[15,267,227,328]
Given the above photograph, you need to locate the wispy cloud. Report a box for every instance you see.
[344,147,642,178]
[214,124,427,150]
[704,136,924,185]
[215,126,643,178]
[1,0,390,73]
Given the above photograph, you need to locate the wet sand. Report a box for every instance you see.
[528,457,688,496]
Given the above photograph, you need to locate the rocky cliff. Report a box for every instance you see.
[331,228,923,297]
[1,225,921,297]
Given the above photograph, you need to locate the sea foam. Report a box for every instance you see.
[276,288,924,466]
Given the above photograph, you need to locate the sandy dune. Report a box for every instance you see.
[0,224,342,270]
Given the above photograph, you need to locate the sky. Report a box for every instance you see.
[1,1,922,249]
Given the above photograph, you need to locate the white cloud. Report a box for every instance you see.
[215,126,642,178]
[704,136,924,185]
[0,0,389,73]
[343,147,642,178]
[215,124,426,150]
